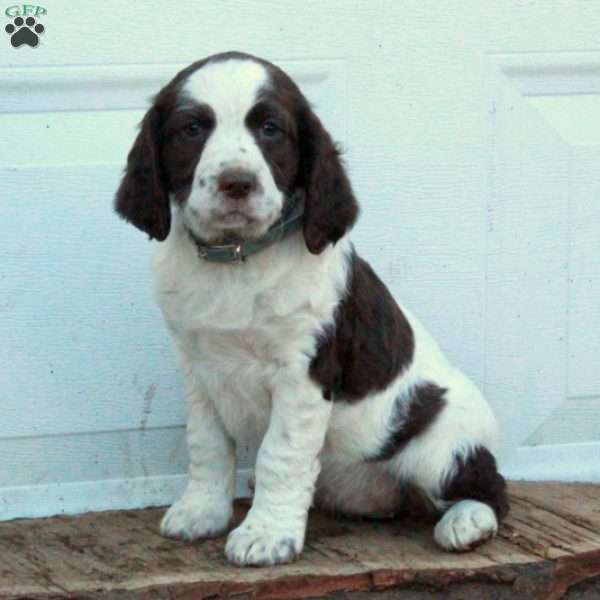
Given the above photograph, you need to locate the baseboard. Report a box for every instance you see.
[501,441,600,482]
[0,469,253,521]
[3,442,598,521]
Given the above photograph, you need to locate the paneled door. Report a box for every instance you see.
[1,1,598,519]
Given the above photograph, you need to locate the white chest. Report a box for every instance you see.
[167,293,315,441]
[151,228,351,441]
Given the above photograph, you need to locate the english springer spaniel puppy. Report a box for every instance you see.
[115,51,508,566]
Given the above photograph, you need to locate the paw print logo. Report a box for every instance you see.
[5,16,45,48]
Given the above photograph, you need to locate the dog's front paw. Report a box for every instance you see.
[225,518,303,566]
[434,500,498,552]
[160,494,232,541]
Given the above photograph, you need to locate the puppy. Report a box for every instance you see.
[115,51,508,566]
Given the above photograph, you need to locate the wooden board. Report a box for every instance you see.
[1,482,600,600]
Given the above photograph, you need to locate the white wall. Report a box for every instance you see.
[1,0,599,519]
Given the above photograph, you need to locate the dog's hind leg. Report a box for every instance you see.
[389,378,509,551]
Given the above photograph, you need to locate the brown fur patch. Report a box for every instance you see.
[309,250,415,402]
[442,446,510,520]
[370,383,446,461]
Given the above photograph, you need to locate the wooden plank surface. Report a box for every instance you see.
[1,482,600,600]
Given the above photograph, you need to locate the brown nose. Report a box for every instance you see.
[217,169,258,200]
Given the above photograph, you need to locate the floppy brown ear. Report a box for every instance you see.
[114,105,171,241]
[298,110,359,254]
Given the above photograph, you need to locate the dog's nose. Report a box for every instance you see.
[217,169,257,200]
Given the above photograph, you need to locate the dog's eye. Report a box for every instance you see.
[260,120,281,139]
[182,117,213,139]
[183,122,204,138]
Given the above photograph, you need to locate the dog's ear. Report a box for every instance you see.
[115,104,171,241]
[298,109,359,254]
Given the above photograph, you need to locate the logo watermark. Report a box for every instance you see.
[5,4,46,47]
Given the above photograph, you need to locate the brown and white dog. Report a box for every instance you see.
[115,51,508,566]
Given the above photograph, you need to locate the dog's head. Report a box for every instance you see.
[115,52,358,254]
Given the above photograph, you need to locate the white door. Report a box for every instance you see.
[1,1,599,519]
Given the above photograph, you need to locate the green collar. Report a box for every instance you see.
[186,190,305,264]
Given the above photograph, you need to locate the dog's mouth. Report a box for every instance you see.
[206,203,282,238]
[184,192,285,245]
[197,209,277,245]
[213,211,258,229]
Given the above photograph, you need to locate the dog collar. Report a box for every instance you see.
[185,190,305,264]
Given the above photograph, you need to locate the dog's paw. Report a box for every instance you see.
[160,494,232,541]
[225,518,303,566]
[434,500,498,552]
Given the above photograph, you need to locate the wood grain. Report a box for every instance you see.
[1,482,599,600]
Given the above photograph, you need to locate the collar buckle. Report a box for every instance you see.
[232,243,244,263]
